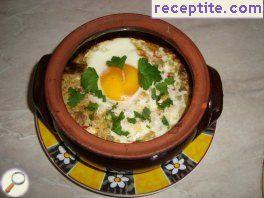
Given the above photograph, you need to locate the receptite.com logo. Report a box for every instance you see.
[1,169,29,197]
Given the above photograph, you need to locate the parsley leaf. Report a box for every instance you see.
[111,103,118,111]
[134,107,151,122]
[138,58,162,90]
[162,116,169,127]
[111,111,129,136]
[151,77,175,110]
[106,103,118,118]
[134,111,144,120]
[106,55,127,69]
[155,77,175,96]
[164,77,175,85]
[67,87,85,107]
[155,81,169,95]
[157,98,173,109]
[81,67,106,101]
[142,107,151,121]
[127,117,136,124]
[81,67,98,92]
[151,88,158,100]
[86,102,99,111]
[93,90,106,102]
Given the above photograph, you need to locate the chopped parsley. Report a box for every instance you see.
[127,117,136,124]
[93,90,106,101]
[85,102,99,111]
[162,116,169,127]
[155,81,169,95]
[85,102,99,121]
[138,58,162,90]
[111,111,129,136]
[134,111,144,120]
[111,103,118,111]
[151,88,158,100]
[81,68,98,92]
[155,77,175,96]
[106,55,127,69]
[157,98,173,109]
[151,77,175,110]
[67,87,85,107]
[81,67,106,101]
[142,107,151,121]
[106,103,118,120]
[164,77,175,85]
[134,107,151,122]
[67,68,106,108]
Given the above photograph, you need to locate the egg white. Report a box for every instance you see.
[83,38,142,114]
[85,38,140,76]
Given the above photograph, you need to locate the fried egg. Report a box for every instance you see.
[85,38,140,101]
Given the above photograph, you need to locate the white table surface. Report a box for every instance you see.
[0,0,263,197]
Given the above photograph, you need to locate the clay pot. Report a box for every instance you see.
[40,14,223,168]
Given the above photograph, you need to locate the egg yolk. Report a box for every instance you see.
[100,64,139,101]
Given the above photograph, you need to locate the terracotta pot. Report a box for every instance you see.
[43,13,222,162]
[33,55,222,172]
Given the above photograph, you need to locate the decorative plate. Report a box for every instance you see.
[35,113,216,197]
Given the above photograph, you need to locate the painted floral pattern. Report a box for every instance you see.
[37,115,215,196]
[165,157,186,174]
[56,146,75,165]
[108,175,129,188]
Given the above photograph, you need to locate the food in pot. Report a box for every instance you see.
[61,38,190,143]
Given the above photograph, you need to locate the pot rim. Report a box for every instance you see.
[45,13,210,159]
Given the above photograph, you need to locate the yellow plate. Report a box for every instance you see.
[35,114,215,197]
